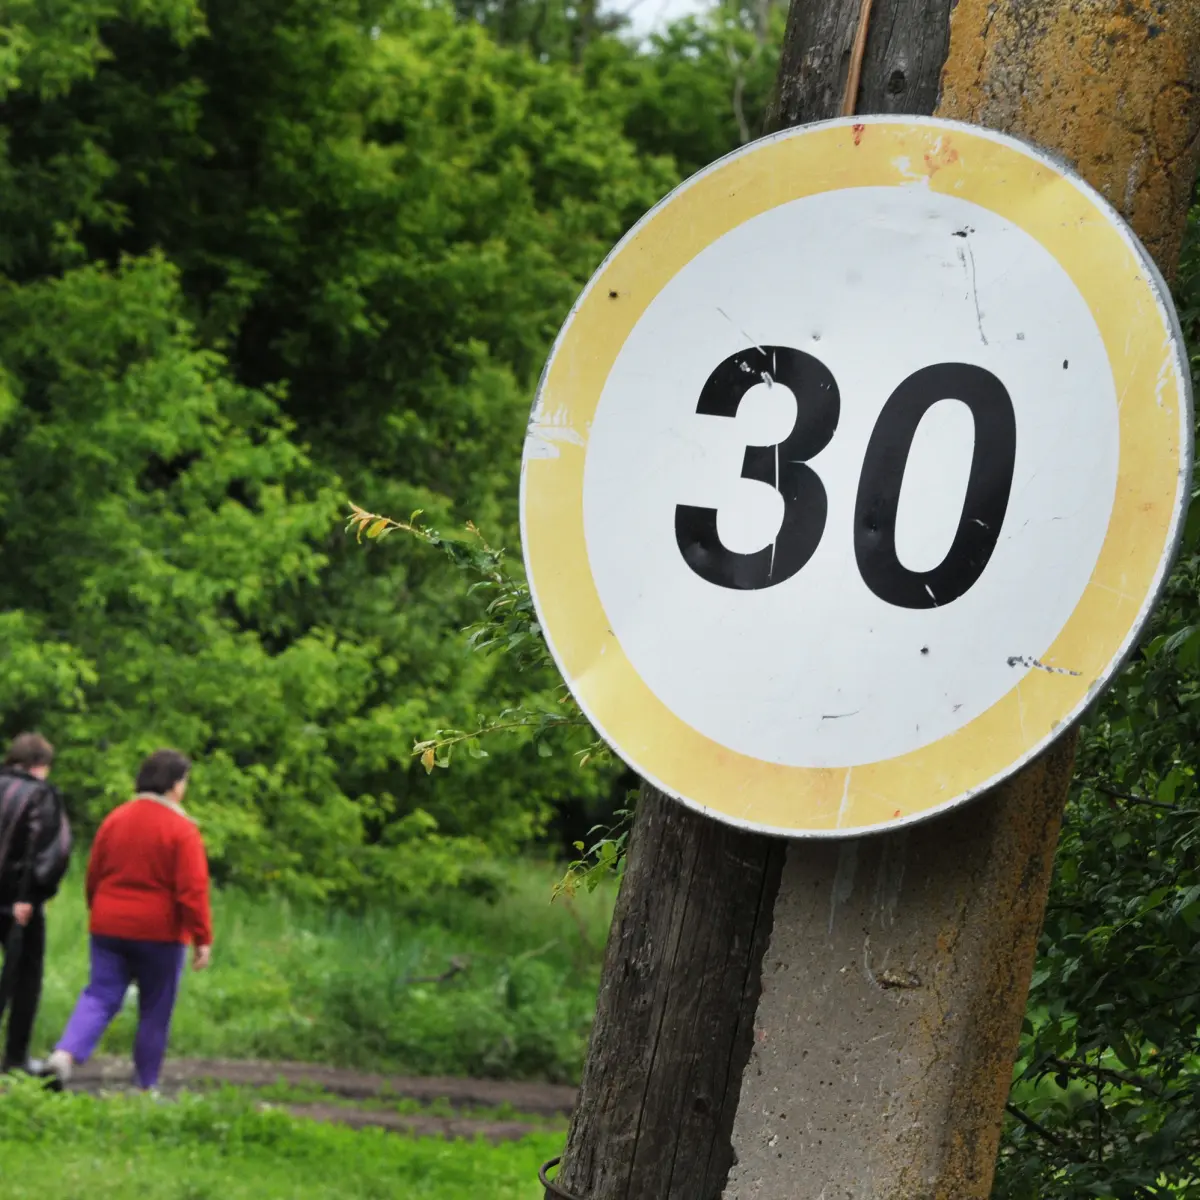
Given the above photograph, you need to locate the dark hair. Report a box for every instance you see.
[4,732,55,770]
[136,749,191,796]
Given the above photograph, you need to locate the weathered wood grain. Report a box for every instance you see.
[552,787,784,1198]
[766,0,955,133]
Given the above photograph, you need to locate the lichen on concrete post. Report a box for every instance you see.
[937,0,1200,280]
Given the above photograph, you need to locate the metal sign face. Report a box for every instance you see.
[520,116,1192,837]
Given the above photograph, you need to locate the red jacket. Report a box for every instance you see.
[86,795,213,946]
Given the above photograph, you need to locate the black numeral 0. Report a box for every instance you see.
[675,351,1016,608]
[854,363,1016,609]
[674,346,840,590]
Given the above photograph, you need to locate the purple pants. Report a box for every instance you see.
[56,935,186,1089]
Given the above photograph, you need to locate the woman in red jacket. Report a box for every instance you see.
[46,748,212,1091]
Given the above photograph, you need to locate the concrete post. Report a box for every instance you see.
[723,739,1076,1197]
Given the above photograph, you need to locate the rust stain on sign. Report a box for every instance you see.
[923,141,960,177]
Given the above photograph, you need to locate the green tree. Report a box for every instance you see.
[583,0,786,177]
[0,0,690,899]
[452,0,627,65]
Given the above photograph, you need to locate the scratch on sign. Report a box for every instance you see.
[1007,655,1082,677]
[525,405,584,459]
[955,237,988,346]
[715,307,765,355]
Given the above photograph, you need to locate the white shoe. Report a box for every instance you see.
[46,1049,73,1087]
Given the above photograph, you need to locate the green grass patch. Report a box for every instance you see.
[0,1077,563,1198]
[35,859,614,1083]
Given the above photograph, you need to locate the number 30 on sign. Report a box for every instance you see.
[520,116,1192,837]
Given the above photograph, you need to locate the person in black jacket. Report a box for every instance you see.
[0,732,72,1074]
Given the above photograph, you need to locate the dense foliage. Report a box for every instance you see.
[0,0,781,901]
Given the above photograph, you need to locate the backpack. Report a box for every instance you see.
[0,772,72,905]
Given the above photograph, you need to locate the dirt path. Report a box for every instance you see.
[70,1056,578,1143]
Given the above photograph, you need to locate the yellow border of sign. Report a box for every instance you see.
[520,116,1191,837]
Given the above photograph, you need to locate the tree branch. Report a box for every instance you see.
[1005,1102,1062,1146]
[400,956,470,986]
[1092,783,1177,811]
[1049,1056,1164,1098]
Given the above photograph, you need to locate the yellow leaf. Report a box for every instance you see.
[367,518,390,539]
[420,747,435,773]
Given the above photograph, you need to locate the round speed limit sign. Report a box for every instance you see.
[520,116,1192,837]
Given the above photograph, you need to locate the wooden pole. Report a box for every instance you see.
[546,0,1200,1197]
[545,789,785,1199]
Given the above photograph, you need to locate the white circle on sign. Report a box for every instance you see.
[582,186,1118,767]
[520,116,1190,836]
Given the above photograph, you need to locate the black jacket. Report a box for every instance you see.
[0,769,72,908]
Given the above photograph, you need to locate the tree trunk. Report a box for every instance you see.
[548,787,785,1199]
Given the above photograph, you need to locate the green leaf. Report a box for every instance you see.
[1111,1036,1139,1071]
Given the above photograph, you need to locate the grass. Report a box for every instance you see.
[0,1076,564,1199]
[34,859,615,1083]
